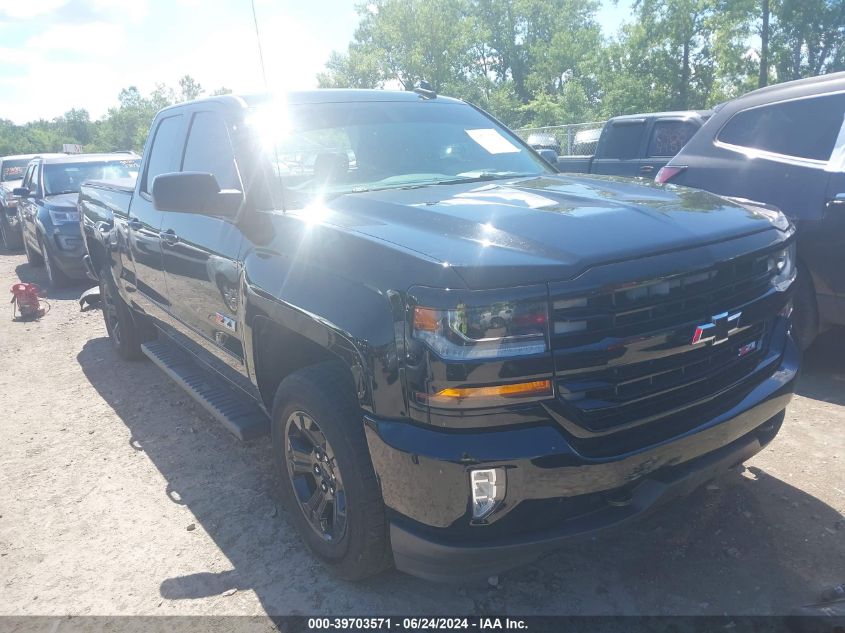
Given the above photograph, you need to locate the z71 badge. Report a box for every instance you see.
[213,312,237,332]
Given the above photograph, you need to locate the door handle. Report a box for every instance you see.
[159,229,179,245]
[639,165,654,175]
[127,217,142,230]
[827,193,845,209]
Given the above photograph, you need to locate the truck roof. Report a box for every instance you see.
[159,89,465,115]
[610,110,712,122]
[33,152,139,165]
[1,153,65,161]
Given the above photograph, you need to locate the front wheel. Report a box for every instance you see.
[42,241,71,288]
[99,265,148,360]
[271,362,391,580]
[23,234,43,266]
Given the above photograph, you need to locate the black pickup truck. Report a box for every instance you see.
[556,110,711,178]
[80,90,798,582]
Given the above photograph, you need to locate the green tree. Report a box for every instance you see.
[319,0,478,93]
[770,0,845,80]
[599,0,755,115]
[317,0,605,126]
[178,75,205,102]
[472,0,602,105]
[57,109,94,145]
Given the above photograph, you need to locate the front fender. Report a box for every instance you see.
[242,251,405,417]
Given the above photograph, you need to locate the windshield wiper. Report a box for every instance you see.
[48,190,78,196]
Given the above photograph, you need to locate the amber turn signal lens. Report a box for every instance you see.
[422,379,552,405]
[413,306,440,332]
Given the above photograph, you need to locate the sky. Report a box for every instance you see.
[0,0,632,125]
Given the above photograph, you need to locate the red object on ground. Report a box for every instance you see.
[10,283,45,320]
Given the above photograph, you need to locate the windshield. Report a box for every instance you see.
[1,159,31,182]
[43,159,140,196]
[250,100,550,209]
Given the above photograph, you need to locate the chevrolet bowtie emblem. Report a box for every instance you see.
[692,311,742,346]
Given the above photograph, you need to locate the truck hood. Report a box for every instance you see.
[42,192,79,209]
[321,174,784,289]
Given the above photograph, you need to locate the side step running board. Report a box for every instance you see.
[141,340,270,441]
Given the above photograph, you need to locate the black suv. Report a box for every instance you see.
[657,72,845,349]
[80,90,797,581]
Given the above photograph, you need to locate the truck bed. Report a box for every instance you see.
[79,178,135,223]
[79,178,135,276]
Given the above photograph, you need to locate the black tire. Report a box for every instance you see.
[271,362,391,580]
[42,240,71,288]
[99,265,148,360]
[23,234,43,266]
[0,211,22,251]
[792,264,818,352]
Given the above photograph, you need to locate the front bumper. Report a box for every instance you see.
[45,225,88,279]
[364,332,799,581]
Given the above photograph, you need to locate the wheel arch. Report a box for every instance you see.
[250,313,371,414]
[85,234,108,275]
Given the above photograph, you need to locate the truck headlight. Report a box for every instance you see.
[49,209,80,225]
[412,298,548,360]
[769,242,796,292]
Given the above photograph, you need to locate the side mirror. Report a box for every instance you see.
[151,172,243,217]
[537,149,559,170]
[12,187,31,197]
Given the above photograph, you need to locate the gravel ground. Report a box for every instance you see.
[0,245,843,618]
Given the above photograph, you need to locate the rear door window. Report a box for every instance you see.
[142,114,184,194]
[1,159,30,182]
[21,164,35,191]
[717,92,845,162]
[647,120,699,157]
[602,120,646,160]
[30,164,41,195]
[181,111,240,189]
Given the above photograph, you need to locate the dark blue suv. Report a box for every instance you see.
[14,153,139,287]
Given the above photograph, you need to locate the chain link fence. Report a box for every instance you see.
[515,121,606,156]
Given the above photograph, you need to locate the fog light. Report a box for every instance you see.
[471,468,506,519]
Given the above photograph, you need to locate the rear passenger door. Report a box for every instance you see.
[636,118,700,179]
[592,118,646,177]
[159,108,248,376]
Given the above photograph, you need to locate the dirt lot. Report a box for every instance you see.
[0,245,843,618]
